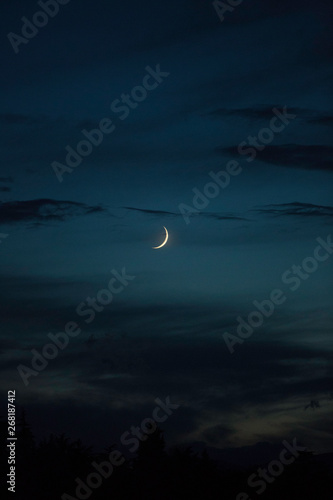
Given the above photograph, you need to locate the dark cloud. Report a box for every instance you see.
[122,207,180,217]
[308,116,333,127]
[7,320,333,448]
[0,113,33,124]
[209,0,328,27]
[206,106,302,121]
[122,206,246,222]
[254,144,333,170]
[202,424,233,445]
[0,199,107,226]
[0,338,22,354]
[255,202,333,218]
[205,212,248,222]
[0,186,11,192]
[222,144,333,171]
[0,176,13,183]
[207,107,333,127]
[1,268,332,451]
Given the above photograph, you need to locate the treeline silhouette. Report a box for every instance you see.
[0,411,331,500]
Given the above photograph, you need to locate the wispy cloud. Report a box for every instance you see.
[207,106,333,127]
[122,206,247,222]
[0,199,107,226]
[221,144,333,171]
[308,116,333,127]
[122,207,180,217]
[206,106,302,120]
[255,202,333,218]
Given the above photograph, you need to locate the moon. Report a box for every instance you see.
[152,226,169,249]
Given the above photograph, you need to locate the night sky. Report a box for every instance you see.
[1,0,333,456]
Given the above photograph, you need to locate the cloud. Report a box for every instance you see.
[207,106,333,127]
[1,272,332,451]
[255,202,333,218]
[253,144,333,170]
[0,176,14,183]
[206,106,302,121]
[221,144,333,171]
[0,187,11,192]
[122,207,180,217]
[308,116,333,127]
[121,206,247,222]
[0,113,34,125]
[0,199,107,227]
[204,212,248,222]
[202,424,234,445]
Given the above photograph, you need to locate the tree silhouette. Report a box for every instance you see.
[16,409,37,498]
[133,427,170,499]
[3,412,331,500]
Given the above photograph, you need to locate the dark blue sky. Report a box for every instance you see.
[1,0,332,454]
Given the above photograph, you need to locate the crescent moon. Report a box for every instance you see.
[152,226,169,249]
